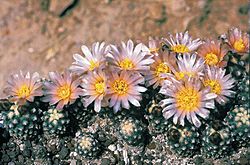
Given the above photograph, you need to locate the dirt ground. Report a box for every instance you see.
[0,0,249,97]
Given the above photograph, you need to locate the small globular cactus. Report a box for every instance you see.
[1,102,42,140]
[42,108,70,135]
[224,105,250,148]
[119,117,146,146]
[166,124,201,157]
[201,120,233,159]
[75,131,101,158]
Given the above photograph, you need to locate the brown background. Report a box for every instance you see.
[0,0,249,96]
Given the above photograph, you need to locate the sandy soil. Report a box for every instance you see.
[0,0,249,96]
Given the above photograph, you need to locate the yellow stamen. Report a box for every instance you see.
[121,121,134,135]
[175,72,195,80]
[205,53,219,66]
[176,87,200,112]
[95,81,105,94]
[233,38,245,52]
[204,80,221,94]
[80,137,92,149]
[112,79,129,95]
[171,44,190,53]
[89,60,99,71]
[149,47,160,53]
[119,58,134,70]
[17,85,31,98]
[57,85,71,100]
[155,62,170,78]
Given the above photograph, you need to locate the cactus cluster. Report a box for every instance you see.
[0,27,249,164]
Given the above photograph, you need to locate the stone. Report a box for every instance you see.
[2,154,10,163]
[147,141,156,149]
[58,146,69,159]
[100,158,111,165]
[18,155,24,163]
[8,151,17,159]
[23,148,31,157]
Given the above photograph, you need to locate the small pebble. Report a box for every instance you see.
[101,158,111,165]
[108,144,116,152]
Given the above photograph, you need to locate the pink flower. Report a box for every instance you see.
[108,40,154,73]
[163,31,202,54]
[106,71,147,112]
[160,77,217,127]
[203,67,235,104]
[81,70,107,112]
[197,40,227,67]
[43,71,83,109]
[4,71,43,105]
[145,51,172,89]
[70,42,109,75]
[227,27,249,54]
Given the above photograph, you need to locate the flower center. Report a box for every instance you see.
[80,137,92,149]
[112,79,129,95]
[121,121,134,136]
[89,60,99,71]
[175,72,195,80]
[171,44,190,53]
[95,81,105,94]
[233,38,245,52]
[155,63,170,77]
[204,80,221,94]
[205,53,219,66]
[17,85,31,98]
[176,87,200,112]
[119,58,134,70]
[57,85,71,100]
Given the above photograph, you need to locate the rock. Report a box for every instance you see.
[2,154,10,163]
[58,146,69,159]
[108,144,116,152]
[193,155,204,165]
[147,141,156,149]
[53,158,60,165]
[8,142,16,148]
[24,141,32,148]
[18,155,24,163]
[101,158,111,165]
[23,148,31,158]
[118,160,125,165]
[8,150,17,159]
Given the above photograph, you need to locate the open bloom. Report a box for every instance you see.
[198,40,227,67]
[169,54,205,81]
[163,31,202,54]
[226,28,249,54]
[70,42,109,75]
[108,40,154,73]
[106,71,147,112]
[159,78,217,127]
[81,70,107,112]
[145,51,172,88]
[146,37,163,56]
[4,71,43,105]
[203,67,235,104]
[43,71,83,109]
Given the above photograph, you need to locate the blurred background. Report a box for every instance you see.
[0,0,249,96]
